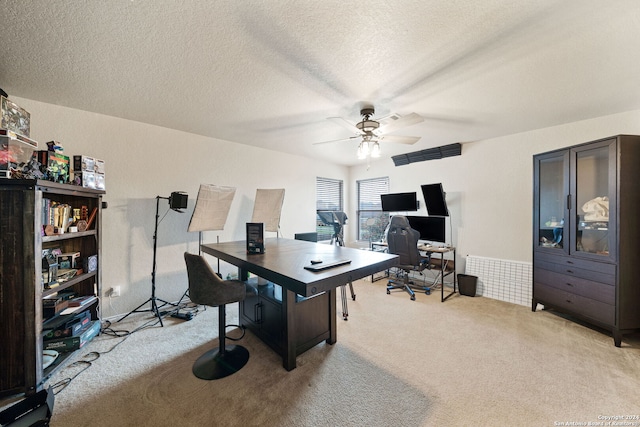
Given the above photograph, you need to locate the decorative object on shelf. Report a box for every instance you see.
[72,155,106,189]
[581,196,609,221]
[0,128,38,178]
[1,95,31,138]
[41,251,59,288]
[83,255,98,273]
[46,152,70,184]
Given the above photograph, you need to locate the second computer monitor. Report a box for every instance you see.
[406,215,446,243]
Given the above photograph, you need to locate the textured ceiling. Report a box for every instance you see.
[2,0,640,166]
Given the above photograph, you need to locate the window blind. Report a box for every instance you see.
[358,177,389,210]
[316,177,343,211]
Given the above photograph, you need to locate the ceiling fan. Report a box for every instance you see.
[313,107,425,159]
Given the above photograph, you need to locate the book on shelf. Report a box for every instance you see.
[59,295,98,315]
[67,295,97,307]
[43,309,92,340]
[43,319,100,352]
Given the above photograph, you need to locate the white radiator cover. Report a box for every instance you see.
[464,255,532,306]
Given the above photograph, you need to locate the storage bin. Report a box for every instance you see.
[458,274,477,297]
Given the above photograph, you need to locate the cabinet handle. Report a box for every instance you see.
[566,299,572,304]
[566,260,574,265]
[566,269,573,274]
[565,282,574,287]
[567,194,571,210]
[255,303,263,324]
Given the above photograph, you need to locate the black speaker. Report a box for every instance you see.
[169,192,188,210]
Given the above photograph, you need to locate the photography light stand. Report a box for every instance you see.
[179,184,236,309]
[118,193,187,327]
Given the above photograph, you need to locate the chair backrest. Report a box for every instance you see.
[386,215,421,267]
[184,252,245,306]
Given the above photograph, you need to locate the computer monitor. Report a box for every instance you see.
[380,192,418,212]
[421,183,449,217]
[406,215,446,243]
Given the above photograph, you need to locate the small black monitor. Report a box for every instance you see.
[421,183,449,217]
[406,215,446,243]
[380,192,418,212]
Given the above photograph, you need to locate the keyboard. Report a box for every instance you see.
[304,259,351,272]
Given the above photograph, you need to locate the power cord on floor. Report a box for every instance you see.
[50,319,131,395]
[48,301,237,394]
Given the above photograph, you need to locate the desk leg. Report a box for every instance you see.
[283,289,297,371]
[441,249,457,302]
[327,288,337,345]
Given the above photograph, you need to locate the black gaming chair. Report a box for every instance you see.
[386,215,431,300]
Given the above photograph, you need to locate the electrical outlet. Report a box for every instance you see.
[111,286,121,297]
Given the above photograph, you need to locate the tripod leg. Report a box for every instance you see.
[151,297,164,327]
[340,284,348,320]
[117,297,154,323]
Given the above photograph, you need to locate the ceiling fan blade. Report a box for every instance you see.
[378,112,424,133]
[327,116,364,135]
[380,135,421,145]
[312,135,360,146]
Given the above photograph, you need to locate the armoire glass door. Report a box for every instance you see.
[535,151,568,253]
[571,140,616,261]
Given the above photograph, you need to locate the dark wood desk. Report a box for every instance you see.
[201,238,398,370]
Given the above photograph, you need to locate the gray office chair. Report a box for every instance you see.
[386,216,431,300]
[294,232,354,320]
[184,252,252,379]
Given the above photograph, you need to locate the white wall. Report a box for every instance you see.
[15,97,349,318]
[15,95,640,317]
[348,109,640,272]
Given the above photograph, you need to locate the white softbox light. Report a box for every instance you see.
[251,188,285,233]
[188,184,236,232]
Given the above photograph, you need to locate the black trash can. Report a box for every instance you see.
[457,274,477,297]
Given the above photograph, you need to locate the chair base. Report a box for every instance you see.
[192,344,249,380]
[387,273,431,300]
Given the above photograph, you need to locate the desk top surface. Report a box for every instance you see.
[201,238,398,297]
[372,241,455,253]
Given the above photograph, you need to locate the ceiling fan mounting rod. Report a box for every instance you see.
[360,108,375,119]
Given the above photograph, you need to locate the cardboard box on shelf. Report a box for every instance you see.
[1,96,30,138]
[0,129,38,178]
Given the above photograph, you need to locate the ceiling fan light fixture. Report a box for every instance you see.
[357,142,367,159]
[371,141,381,158]
[356,119,380,133]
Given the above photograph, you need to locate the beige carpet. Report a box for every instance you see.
[32,278,640,426]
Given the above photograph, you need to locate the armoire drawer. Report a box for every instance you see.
[534,283,615,326]
[534,253,615,285]
[534,268,615,304]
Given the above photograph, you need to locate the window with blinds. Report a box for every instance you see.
[357,177,390,241]
[316,177,343,241]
